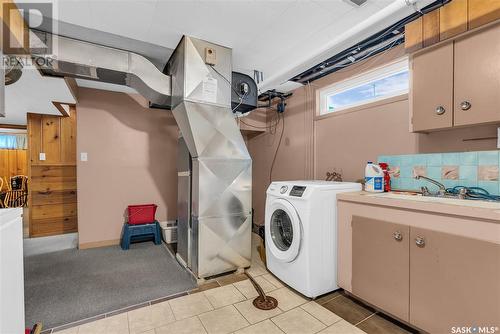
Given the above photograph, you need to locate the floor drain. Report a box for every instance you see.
[253,295,279,310]
[245,271,279,310]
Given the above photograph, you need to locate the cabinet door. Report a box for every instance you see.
[410,42,454,132]
[405,17,423,53]
[439,0,468,41]
[468,0,500,29]
[422,10,440,47]
[410,227,500,333]
[352,216,410,321]
[454,24,500,126]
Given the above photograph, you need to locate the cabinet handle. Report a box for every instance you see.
[435,106,446,115]
[460,101,471,111]
[415,236,425,248]
[393,231,403,241]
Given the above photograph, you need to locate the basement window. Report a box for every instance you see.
[319,57,409,114]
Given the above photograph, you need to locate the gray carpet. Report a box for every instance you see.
[24,242,196,329]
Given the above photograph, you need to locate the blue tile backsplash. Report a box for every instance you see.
[378,150,500,195]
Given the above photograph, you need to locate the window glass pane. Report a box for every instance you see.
[325,69,409,113]
[0,135,18,149]
[373,71,408,97]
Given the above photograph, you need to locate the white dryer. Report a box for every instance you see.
[265,180,361,298]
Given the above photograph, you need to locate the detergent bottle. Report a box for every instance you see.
[365,162,384,192]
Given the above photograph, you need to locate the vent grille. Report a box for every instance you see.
[57,61,97,79]
[348,0,368,6]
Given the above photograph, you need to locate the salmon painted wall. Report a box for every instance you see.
[76,88,178,247]
[247,45,499,225]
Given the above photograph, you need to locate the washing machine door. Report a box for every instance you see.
[266,198,302,263]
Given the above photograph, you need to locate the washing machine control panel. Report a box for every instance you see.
[290,186,306,197]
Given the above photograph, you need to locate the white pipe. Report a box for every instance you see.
[258,0,434,92]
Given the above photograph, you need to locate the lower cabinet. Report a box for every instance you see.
[351,217,500,333]
[410,227,500,333]
[352,216,410,321]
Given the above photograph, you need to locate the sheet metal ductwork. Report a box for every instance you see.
[34,31,173,108]
[34,32,252,278]
[167,36,252,277]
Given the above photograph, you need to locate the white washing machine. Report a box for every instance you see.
[265,180,361,298]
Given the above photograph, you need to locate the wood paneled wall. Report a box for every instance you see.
[28,112,77,165]
[0,149,27,185]
[27,108,77,237]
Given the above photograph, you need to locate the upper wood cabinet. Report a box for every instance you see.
[404,17,423,53]
[422,10,441,47]
[410,23,500,132]
[405,0,500,52]
[439,0,468,40]
[468,0,500,29]
[454,24,500,126]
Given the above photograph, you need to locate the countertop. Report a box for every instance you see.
[337,191,500,222]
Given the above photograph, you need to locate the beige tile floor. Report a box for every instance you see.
[53,276,364,334]
[50,234,415,334]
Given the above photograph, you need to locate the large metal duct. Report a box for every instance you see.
[167,36,252,277]
[34,31,172,108]
[34,32,252,278]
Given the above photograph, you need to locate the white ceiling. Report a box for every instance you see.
[3,0,432,120]
[21,0,430,93]
[3,69,75,125]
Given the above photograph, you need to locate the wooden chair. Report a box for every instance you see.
[10,175,28,190]
[3,175,28,208]
[0,177,4,208]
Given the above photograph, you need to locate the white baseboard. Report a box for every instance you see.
[24,233,78,256]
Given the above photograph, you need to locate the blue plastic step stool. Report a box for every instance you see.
[121,221,161,250]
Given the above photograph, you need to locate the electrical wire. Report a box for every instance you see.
[207,58,287,183]
[324,37,402,72]
[269,112,285,183]
[268,112,281,135]
[296,36,403,87]
[239,117,279,130]
[232,91,248,112]
[239,111,280,130]
[304,81,316,179]
[293,0,450,83]
[209,64,243,98]
[206,64,251,113]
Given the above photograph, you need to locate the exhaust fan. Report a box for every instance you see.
[231,72,257,114]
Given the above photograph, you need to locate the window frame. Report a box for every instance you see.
[318,57,409,115]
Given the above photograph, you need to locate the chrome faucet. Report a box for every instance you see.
[414,175,447,196]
